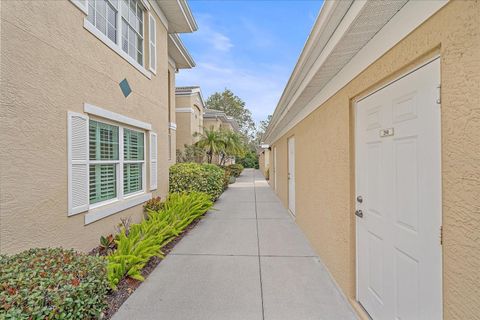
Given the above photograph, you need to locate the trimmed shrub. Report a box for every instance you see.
[222,168,231,190]
[0,248,108,319]
[107,192,213,289]
[237,151,259,169]
[226,163,244,177]
[169,163,225,200]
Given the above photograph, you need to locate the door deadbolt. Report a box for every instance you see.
[355,210,363,218]
[356,195,363,203]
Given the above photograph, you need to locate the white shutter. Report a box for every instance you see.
[68,112,89,215]
[149,132,158,190]
[149,13,157,73]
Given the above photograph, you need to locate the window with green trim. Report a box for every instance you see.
[89,120,119,204]
[123,128,144,195]
[88,120,145,206]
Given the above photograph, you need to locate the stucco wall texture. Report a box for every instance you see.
[269,1,479,319]
[175,111,193,150]
[259,152,265,176]
[258,149,270,178]
[175,94,203,151]
[1,1,172,254]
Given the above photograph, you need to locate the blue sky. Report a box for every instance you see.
[176,0,323,124]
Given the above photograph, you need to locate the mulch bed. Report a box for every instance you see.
[92,217,204,319]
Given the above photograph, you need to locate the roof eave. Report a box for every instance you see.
[168,34,195,69]
[263,0,352,143]
[264,0,448,145]
[175,86,205,108]
[154,0,198,33]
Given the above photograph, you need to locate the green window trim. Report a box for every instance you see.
[124,163,143,195]
[124,128,145,161]
[88,120,146,206]
[89,120,119,161]
[89,164,117,204]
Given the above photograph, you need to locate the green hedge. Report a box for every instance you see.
[237,151,259,169]
[0,248,108,319]
[107,192,213,289]
[226,164,244,177]
[169,163,225,200]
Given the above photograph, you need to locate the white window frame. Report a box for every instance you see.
[121,0,146,67]
[88,119,147,209]
[79,0,152,79]
[88,120,121,209]
[83,103,153,224]
[70,0,88,14]
[122,126,147,199]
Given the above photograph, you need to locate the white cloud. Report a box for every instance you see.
[177,14,290,124]
[177,61,287,123]
[210,32,234,52]
[185,14,233,53]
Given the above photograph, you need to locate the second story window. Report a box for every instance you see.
[83,0,146,70]
[87,0,118,43]
[121,0,144,65]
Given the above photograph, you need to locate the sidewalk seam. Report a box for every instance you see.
[254,171,266,320]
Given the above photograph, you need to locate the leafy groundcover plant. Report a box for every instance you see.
[0,248,108,319]
[107,192,213,289]
[169,163,225,200]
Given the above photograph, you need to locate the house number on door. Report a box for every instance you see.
[380,128,394,137]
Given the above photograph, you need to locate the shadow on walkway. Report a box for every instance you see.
[113,169,357,320]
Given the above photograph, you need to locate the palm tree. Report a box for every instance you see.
[220,130,246,165]
[194,127,225,163]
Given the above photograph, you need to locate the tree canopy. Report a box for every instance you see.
[254,114,272,145]
[194,128,246,165]
[205,89,256,140]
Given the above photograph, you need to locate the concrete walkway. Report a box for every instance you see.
[113,169,357,320]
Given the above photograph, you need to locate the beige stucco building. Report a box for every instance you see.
[203,109,240,165]
[258,145,270,178]
[263,1,479,319]
[0,0,197,254]
[174,86,205,150]
[203,109,240,133]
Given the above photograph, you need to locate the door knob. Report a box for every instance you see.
[355,210,363,218]
[356,195,363,203]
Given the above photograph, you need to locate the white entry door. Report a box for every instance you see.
[288,137,296,215]
[356,59,442,320]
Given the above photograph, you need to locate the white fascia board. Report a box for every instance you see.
[169,34,195,68]
[148,0,168,31]
[194,89,205,108]
[84,103,152,131]
[178,0,198,32]
[265,0,367,141]
[269,0,340,128]
[265,0,448,144]
[176,107,194,113]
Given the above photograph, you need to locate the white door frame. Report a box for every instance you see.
[354,57,442,318]
[287,136,296,216]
